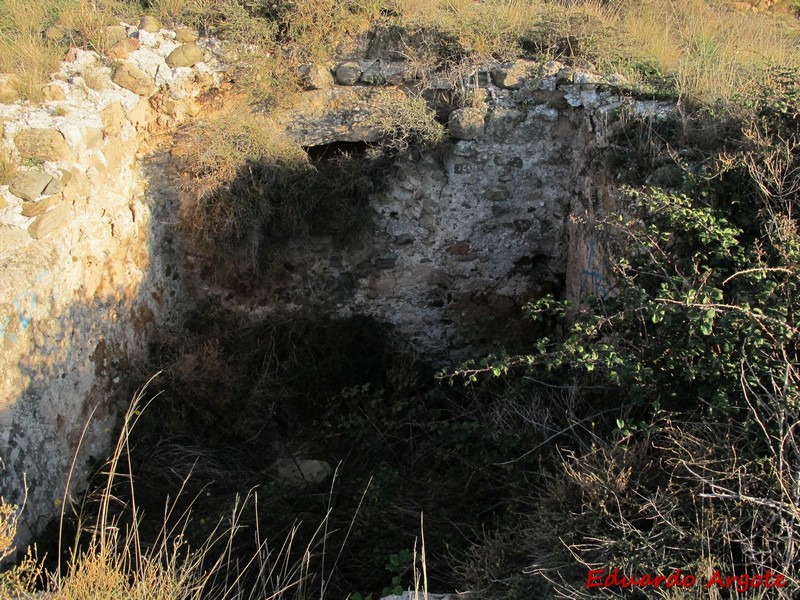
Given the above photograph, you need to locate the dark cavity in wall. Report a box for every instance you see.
[304,140,373,163]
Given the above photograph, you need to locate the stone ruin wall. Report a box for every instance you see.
[209,59,666,362]
[0,22,675,549]
[0,22,222,547]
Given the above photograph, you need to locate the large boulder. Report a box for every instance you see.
[166,43,204,68]
[112,63,156,96]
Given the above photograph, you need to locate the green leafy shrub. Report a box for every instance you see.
[454,66,800,597]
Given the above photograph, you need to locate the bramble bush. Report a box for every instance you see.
[453,67,800,597]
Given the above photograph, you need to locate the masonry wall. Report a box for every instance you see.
[0,26,218,547]
[191,67,640,363]
[0,35,670,549]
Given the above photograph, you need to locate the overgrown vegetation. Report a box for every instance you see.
[1,0,799,102]
[0,384,352,600]
[126,307,543,597]
[449,67,800,597]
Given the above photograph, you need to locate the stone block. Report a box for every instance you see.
[274,458,332,485]
[448,107,485,140]
[492,60,537,89]
[28,205,70,239]
[112,63,156,96]
[87,153,108,184]
[15,128,71,162]
[21,195,57,218]
[485,186,510,201]
[102,138,127,174]
[139,16,161,33]
[194,71,214,88]
[84,126,104,150]
[9,171,53,201]
[106,40,131,60]
[42,84,66,101]
[62,169,89,202]
[105,25,129,45]
[395,233,415,245]
[43,175,65,196]
[360,61,384,85]
[334,62,361,85]
[166,44,203,68]
[101,101,126,137]
[538,60,563,78]
[175,28,199,43]
[298,63,333,90]
[126,99,152,130]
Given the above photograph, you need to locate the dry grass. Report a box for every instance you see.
[365,92,445,151]
[0,151,16,185]
[56,0,132,55]
[80,64,110,92]
[173,108,312,267]
[0,1,798,104]
[0,0,136,101]
[621,0,800,100]
[0,500,19,564]
[355,0,800,101]
[0,380,337,600]
[173,109,309,205]
[0,33,63,103]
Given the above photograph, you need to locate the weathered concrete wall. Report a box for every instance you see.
[0,23,219,547]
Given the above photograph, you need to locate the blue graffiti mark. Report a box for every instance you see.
[13,291,37,330]
[1,274,48,344]
[582,269,610,298]
[581,238,611,299]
